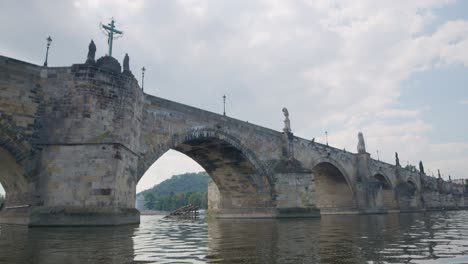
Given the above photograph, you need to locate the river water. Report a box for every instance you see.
[1,211,468,264]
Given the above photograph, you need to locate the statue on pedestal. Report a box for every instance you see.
[357,132,366,154]
[282,107,291,133]
[86,40,96,64]
[123,53,131,73]
[419,161,425,174]
[395,152,400,166]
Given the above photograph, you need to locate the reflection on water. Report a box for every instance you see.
[134,216,208,263]
[2,211,468,263]
[0,224,135,264]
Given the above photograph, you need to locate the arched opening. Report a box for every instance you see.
[0,147,30,221]
[138,135,274,217]
[373,174,397,209]
[421,180,441,208]
[374,174,391,190]
[0,183,5,211]
[313,162,356,213]
[406,180,417,198]
[396,180,418,209]
[136,150,206,212]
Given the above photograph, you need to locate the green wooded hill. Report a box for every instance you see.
[138,172,209,211]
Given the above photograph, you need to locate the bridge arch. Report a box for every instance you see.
[373,173,393,190]
[395,178,420,209]
[373,173,398,209]
[138,128,274,214]
[407,177,420,191]
[0,147,30,211]
[310,158,357,212]
[0,120,33,163]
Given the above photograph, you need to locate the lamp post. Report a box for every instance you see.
[223,95,226,116]
[43,36,52,67]
[141,66,146,92]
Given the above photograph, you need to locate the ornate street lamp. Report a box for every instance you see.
[141,66,146,91]
[223,95,226,116]
[44,36,52,67]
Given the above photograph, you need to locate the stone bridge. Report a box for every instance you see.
[0,53,465,226]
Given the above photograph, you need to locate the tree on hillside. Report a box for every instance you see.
[144,192,157,209]
[139,172,209,211]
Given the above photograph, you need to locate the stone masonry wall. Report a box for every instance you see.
[35,63,144,209]
[0,57,44,211]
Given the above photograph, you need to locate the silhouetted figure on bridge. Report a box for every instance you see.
[357,132,366,154]
[308,138,315,146]
[419,161,425,174]
[86,40,96,64]
[282,107,291,133]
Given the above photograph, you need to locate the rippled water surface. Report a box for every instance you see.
[2,211,468,263]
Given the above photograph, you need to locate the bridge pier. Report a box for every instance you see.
[0,142,141,226]
[0,56,144,226]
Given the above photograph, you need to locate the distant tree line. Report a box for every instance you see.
[140,172,209,211]
[404,164,417,172]
[144,191,207,211]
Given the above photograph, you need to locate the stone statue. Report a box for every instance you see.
[419,161,425,174]
[357,132,366,154]
[123,53,130,72]
[86,40,96,64]
[449,175,452,182]
[438,169,441,178]
[282,107,291,133]
[395,152,400,166]
[308,138,315,146]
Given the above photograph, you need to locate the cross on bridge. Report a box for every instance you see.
[101,18,123,57]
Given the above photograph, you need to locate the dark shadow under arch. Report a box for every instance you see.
[407,180,418,194]
[138,129,275,213]
[395,180,419,209]
[373,173,398,209]
[374,174,392,190]
[0,147,30,211]
[313,162,357,211]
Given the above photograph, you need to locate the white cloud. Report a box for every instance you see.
[376,109,422,119]
[458,99,468,105]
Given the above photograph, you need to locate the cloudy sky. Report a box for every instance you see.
[1,0,467,193]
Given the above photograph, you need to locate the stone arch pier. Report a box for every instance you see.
[138,129,275,217]
[312,161,357,214]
